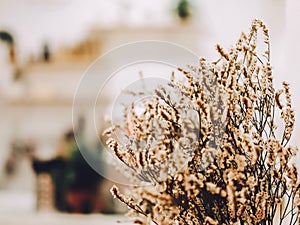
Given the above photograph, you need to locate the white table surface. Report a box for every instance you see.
[0,212,133,225]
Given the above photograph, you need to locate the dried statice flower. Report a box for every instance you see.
[104,19,300,225]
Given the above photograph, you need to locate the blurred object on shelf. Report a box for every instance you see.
[0,31,15,63]
[176,0,191,21]
[4,139,35,178]
[53,128,106,213]
[0,31,14,44]
[43,43,51,62]
[36,173,54,211]
[31,123,112,214]
[0,31,22,82]
[32,157,65,211]
[54,35,101,63]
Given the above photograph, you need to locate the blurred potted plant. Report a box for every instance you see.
[52,129,105,213]
[0,31,21,80]
[175,0,191,21]
[32,129,105,213]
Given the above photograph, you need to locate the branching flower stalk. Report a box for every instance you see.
[104,19,300,225]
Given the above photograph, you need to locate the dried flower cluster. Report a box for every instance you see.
[104,19,300,225]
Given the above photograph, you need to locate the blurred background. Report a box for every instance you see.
[0,0,299,224]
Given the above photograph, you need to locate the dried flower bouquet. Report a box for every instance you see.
[105,20,300,225]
